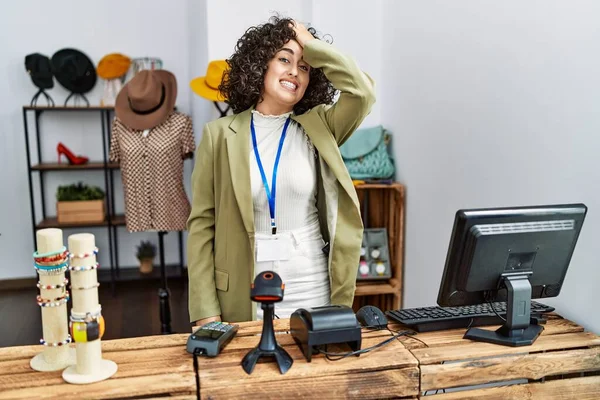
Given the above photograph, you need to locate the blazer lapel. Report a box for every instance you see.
[226,109,255,234]
[293,114,360,210]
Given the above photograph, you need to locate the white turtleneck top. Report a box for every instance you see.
[250,110,319,233]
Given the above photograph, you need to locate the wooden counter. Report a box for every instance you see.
[391,313,600,399]
[0,314,598,399]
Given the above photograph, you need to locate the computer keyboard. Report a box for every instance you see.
[386,301,555,332]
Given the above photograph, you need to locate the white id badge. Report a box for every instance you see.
[255,236,293,262]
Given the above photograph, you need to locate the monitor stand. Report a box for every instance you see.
[464,273,543,347]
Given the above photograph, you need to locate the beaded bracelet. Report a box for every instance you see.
[37,292,69,303]
[71,307,102,322]
[37,278,69,290]
[34,260,69,271]
[68,263,99,272]
[37,295,69,307]
[33,246,67,259]
[68,247,99,259]
[34,258,69,268]
[40,335,72,347]
[34,250,69,264]
[34,265,68,276]
[71,282,100,290]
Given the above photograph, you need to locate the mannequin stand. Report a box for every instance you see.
[158,231,172,334]
[30,89,55,107]
[64,93,90,107]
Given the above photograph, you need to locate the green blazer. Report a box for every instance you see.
[187,39,376,323]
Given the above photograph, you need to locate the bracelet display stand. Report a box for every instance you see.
[62,233,117,384]
[30,228,76,372]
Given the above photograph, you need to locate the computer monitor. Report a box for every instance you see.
[437,203,587,346]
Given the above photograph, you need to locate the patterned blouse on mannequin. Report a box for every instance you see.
[110,69,195,232]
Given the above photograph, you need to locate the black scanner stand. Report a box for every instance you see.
[241,303,293,374]
[290,305,362,362]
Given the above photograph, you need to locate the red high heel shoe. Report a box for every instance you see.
[57,142,89,165]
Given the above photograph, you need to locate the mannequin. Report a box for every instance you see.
[111,69,195,333]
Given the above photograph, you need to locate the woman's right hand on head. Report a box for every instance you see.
[193,315,222,331]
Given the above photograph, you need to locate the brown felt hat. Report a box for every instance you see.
[115,69,177,130]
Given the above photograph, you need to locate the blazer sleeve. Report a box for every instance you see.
[302,39,376,146]
[186,124,221,322]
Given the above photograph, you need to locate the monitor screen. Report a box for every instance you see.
[437,204,587,307]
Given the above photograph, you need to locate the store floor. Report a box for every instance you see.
[0,279,191,348]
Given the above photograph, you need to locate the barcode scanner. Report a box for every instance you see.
[242,271,293,375]
[250,271,284,303]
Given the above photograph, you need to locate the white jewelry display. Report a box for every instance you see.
[62,233,117,384]
[30,228,76,372]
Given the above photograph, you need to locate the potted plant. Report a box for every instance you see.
[136,241,156,274]
[56,182,105,224]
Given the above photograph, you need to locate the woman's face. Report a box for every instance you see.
[260,39,311,112]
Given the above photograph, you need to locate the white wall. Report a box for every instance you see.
[381,0,600,333]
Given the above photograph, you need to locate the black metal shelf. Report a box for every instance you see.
[35,215,126,229]
[31,162,120,171]
[23,105,115,111]
[22,106,184,297]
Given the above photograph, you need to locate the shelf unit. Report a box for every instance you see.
[352,183,405,312]
[22,105,185,289]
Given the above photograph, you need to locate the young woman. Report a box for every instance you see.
[187,16,375,326]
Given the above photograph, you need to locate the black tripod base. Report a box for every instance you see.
[465,324,543,347]
[241,344,293,375]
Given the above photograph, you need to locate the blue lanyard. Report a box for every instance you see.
[251,114,291,235]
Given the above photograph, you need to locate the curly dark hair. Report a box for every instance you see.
[219,16,336,115]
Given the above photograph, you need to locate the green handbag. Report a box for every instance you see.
[340,125,395,180]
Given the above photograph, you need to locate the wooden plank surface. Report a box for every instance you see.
[0,342,196,398]
[1,316,597,399]
[0,373,194,400]
[0,319,419,399]
[421,347,600,391]
[411,331,600,365]
[355,282,399,296]
[197,325,418,399]
[389,315,585,350]
[425,375,600,399]
[204,368,418,400]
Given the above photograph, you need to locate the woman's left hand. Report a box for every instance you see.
[290,20,315,48]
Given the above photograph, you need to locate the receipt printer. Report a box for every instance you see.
[290,305,362,362]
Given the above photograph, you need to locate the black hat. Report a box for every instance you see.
[51,48,97,94]
[25,53,54,90]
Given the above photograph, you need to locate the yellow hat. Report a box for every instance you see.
[97,53,131,80]
[190,60,228,101]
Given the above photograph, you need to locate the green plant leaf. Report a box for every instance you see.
[136,240,157,260]
[56,182,105,201]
